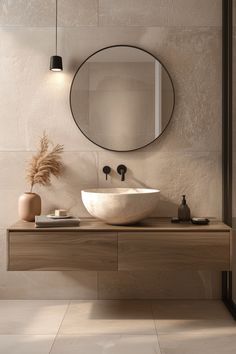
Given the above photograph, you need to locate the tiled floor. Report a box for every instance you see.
[0,300,235,353]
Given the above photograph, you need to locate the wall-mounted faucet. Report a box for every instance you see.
[117,164,127,181]
[102,166,111,180]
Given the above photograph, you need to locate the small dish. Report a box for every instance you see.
[46,214,72,219]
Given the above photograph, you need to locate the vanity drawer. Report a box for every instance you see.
[118,231,230,271]
[8,231,118,271]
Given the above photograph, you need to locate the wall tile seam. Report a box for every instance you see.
[97,0,99,27]
[0,25,222,30]
[0,150,102,153]
[0,25,98,29]
[0,150,223,153]
[95,25,222,29]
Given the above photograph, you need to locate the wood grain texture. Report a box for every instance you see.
[7,218,231,272]
[118,232,230,271]
[8,231,118,271]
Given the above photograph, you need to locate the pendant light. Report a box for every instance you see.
[50,0,63,71]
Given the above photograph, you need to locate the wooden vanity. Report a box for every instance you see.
[7,218,231,272]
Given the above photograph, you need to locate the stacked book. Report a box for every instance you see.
[35,215,80,228]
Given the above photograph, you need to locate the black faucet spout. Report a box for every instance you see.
[102,165,111,180]
[117,164,127,181]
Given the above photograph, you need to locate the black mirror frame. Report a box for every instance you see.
[69,44,175,152]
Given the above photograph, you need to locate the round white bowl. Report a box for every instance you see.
[81,188,160,225]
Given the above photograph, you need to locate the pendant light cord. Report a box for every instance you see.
[50,0,63,70]
[55,0,58,55]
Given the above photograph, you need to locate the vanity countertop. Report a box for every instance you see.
[8,217,231,232]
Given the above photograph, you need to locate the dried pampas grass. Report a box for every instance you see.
[26,133,64,192]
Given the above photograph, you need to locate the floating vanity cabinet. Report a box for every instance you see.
[7,218,231,272]
[118,232,230,271]
[7,226,117,271]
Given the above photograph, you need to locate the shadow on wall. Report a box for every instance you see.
[68,58,84,75]
[0,270,96,300]
[128,171,178,217]
[38,154,98,217]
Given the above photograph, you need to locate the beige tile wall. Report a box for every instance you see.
[0,0,222,299]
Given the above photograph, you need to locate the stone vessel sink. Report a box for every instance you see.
[81,188,160,225]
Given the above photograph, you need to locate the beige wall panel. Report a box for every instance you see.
[0,0,222,298]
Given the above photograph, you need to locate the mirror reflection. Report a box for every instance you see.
[70,46,175,151]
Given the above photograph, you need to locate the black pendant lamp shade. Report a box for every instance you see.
[50,0,63,71]
[50,55,63,71]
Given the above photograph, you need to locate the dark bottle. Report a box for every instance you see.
[178,195,191,222]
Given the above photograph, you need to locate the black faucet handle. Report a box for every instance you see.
[103,166,111,180]
[117,164,127,181]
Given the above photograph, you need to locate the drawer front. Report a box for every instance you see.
[118,232,230,271]
[8,231,117,271]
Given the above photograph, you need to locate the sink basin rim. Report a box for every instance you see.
[82,188,160,195]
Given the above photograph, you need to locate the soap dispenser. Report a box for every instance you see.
[178,195,191,222]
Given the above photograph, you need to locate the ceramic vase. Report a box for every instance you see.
[18,192,41,222]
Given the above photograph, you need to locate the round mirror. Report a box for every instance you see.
[70,45,175,152]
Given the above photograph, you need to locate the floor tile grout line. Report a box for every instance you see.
[150,301,164,354]
[48,300,71,354]
[52,333,169,337]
